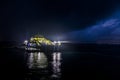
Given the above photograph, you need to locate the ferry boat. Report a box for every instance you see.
[23,35,61,52]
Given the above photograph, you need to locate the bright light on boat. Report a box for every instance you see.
[54,41,57,44]
[58,41,61,45]
[24,40,28,45]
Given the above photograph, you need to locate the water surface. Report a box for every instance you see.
[1,45,120,80]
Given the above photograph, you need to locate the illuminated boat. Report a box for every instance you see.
[23,35,61,52]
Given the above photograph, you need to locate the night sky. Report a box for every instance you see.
[1,0,120,43]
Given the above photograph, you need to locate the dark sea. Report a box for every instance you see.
[1,44,120,80]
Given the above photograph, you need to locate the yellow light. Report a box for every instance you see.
[29,35,53,46]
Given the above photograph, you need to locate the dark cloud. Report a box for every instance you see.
[0,0,120,41]
[68,11,120,43]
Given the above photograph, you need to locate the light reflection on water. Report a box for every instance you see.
[26,52,62,80]
[52,52,61,78]
[28,52,48,69]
